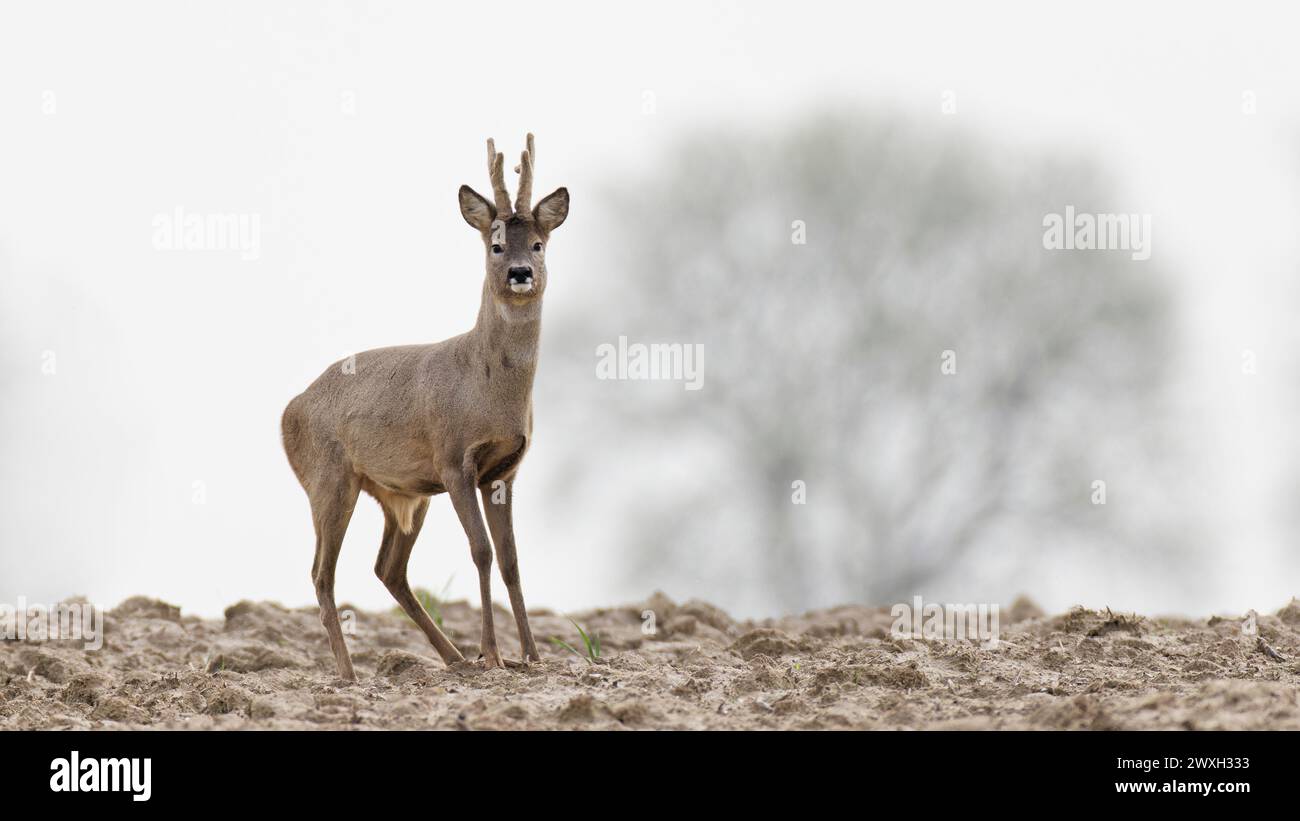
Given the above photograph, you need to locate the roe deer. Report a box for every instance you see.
[281,134,568,680]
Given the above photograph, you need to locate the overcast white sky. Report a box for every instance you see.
[1,1,1297,618]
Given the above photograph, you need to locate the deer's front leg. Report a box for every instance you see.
[481,479,541,662]
[442,465,504,669]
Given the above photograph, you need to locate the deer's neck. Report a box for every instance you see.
[468,281,542,386]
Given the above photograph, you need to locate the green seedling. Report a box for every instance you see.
[549,618,602,663]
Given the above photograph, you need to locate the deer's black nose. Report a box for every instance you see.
[508,266,533,283]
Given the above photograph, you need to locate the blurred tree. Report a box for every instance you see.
[541,114,1191,615]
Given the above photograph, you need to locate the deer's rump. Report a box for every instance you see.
[280,343,452,485]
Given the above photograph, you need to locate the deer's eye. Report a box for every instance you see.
[490,244,504,255]
[532,242,543,253]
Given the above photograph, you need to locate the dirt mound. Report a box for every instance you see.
[2,597,1297,729]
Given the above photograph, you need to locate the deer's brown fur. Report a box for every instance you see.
[281,134,568,680]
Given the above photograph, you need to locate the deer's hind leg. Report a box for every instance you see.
[372,492,467,666]
[309,467,361,682]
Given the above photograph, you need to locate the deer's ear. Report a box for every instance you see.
[459,185,496,231]
[533,187,569,233]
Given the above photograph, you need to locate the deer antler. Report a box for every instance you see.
[486,138,511,215]
[513,132,535,213]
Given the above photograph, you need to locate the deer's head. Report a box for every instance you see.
[459,134,568,314]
